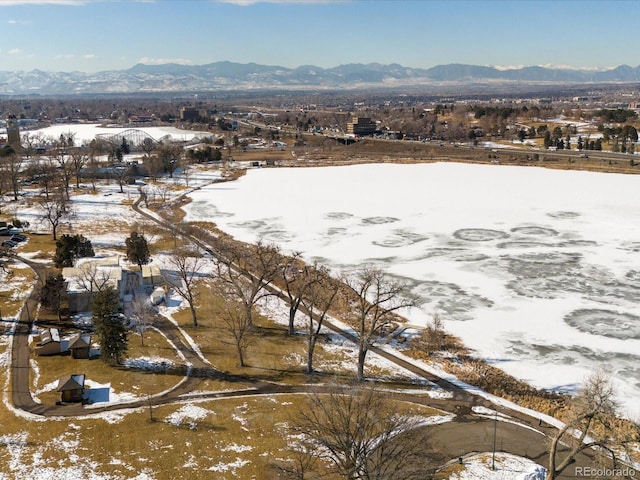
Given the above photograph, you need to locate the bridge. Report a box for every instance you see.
[95,129,169,150]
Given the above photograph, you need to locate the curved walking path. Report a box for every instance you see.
[4,191,611,478]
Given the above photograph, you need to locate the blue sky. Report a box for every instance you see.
[1,0,639,73]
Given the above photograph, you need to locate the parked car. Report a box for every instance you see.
[1,240,18,248]
[11,234,27,242]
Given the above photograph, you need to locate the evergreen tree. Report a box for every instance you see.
[40,273,66,321]
[595,138,603,151]
[125,231,150,271]
[53,234,95,268]
[121,136,131,155]
[517,129,527,143]
[91,286,127,364]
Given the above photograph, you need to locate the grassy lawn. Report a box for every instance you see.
[0,372,444,480]
[30,328,184,405]
[0,262,36,321]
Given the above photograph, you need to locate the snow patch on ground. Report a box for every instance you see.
[165,404,214,429]
[448,452,546,480]
[124,356,175,372]
[206,457,250,473]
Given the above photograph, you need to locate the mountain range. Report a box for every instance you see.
[1,62,640,95]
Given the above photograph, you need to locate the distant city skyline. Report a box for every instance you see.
[1,0,639,73]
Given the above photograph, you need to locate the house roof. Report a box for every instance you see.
[81,256,120,267]
[68,333,91,349]
[141,265,161,278]
[40,328,60,344]
[56,374,85,392]
[62,264,123,293]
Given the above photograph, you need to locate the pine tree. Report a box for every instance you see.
[91,286,127,364]
[125,231,150,271]
[40,273,66,321]
[53,234,95,268]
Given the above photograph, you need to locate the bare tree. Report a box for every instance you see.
[213,291,252,367]
[344,267,415,382]
[68,147,88,189]
[52,149,74,200]
[38,190,71,240]
[288,384,430,480]
[547,369,635,480]
[145,155,163,182]
[300,266,339,374]
[272,445,318,480]
[156,142,183,178]
[417,312,445,355]
[84,157,100,192]
[20,131,46,157]
[129,296,156,346]
[112,164,133,193]
[280,253,314,336]
[141,137,155,158]
[164,249,204,327]
[181,161,192,187]
[0,166,7,207]
[76,262,114,294]
[0,147,22,201]
[26,155,57,200]
[214,240,281,328]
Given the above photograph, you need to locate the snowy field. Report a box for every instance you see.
[182,162,640,419]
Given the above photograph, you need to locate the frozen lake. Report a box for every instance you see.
[14,123,211,146]
[183,162,640,418]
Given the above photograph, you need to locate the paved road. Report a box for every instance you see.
[420,417,598,479]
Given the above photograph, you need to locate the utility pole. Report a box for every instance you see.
[492,411,497,470]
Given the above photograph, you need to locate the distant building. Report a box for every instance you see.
[179,107,201,122]
[346,116,376,136]
[5,114,20,150]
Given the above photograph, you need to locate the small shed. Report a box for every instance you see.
[68,333,91,359]
[141,265,162,288]
[34,328,63,356]
[56,374,85,403]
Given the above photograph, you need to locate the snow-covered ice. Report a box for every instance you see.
[182,162,640,419]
